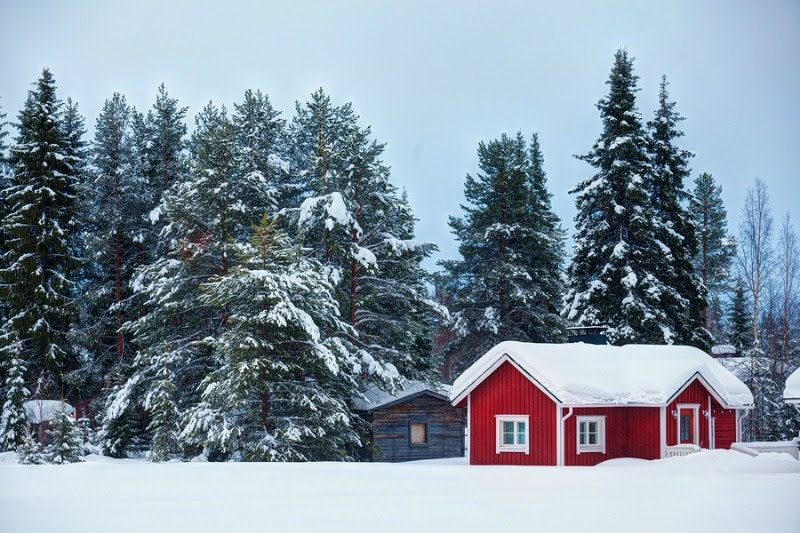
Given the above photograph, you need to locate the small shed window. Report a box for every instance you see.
[409,423,427,445]
[495,415,529,454]
[577,415,606,454]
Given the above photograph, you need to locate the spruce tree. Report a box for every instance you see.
[17,433,44,464]
[690,172,737,332]
[729,280,752,351]
[0,69,80,397]
[564,50,668,345]
[180,214,361,461]
[443,132,564,371]
[0,336,30,451]
[646,76,709,348]
[44,402,84,464]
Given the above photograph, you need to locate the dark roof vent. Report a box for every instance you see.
[567,325,608,345]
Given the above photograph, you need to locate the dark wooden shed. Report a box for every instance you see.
[355,382,465,462]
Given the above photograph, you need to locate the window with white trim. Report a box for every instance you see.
[577,415,606,454]
[496,415,529,454]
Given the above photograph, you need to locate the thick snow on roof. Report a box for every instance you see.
[451,342,753,408]
[784,367,800,403]
[711,344,737,356]
[23,400,74,424]
[353,381,451,411]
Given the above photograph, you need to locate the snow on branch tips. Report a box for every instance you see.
[298,192,361,234]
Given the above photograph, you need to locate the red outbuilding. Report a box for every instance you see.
[450,342,754,466]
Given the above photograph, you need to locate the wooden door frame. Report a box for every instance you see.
[676,403,700,446]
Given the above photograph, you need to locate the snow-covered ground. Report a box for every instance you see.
[0,450,798,532]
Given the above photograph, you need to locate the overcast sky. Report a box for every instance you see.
[2,1,798,270]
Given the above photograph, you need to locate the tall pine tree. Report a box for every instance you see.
[646,76,709,348]
[443,132,564,372]
[77,94,157,455]
[690,172,737,335]
[564,50,669,345]
[0,69,81,402]
[180,214,362,461]
[291,90,443,389]
[139,84,188,258]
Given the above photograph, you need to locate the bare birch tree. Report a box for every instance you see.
[738,179,773,439]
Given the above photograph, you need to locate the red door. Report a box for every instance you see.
[679,408,694,444]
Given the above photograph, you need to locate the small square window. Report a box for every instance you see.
[410,423,427,445]
[577,416,606,454]
[496,415,529,454]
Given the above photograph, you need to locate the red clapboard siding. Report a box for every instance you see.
[666,378,728,448]
[712,407,737,449]
[564,407,661,466]
[469,361,557,465]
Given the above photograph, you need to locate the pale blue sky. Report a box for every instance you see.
[2,1,798,269]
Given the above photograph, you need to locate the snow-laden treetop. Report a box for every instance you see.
[451,341,753,408]
[784,367,800,404]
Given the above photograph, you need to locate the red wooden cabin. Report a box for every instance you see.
[450,342,753,466]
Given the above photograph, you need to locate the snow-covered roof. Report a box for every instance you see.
[451,342,753,408]
[784,367,800,404]
[353,381,451,412]
[711,344,736,356]
[23,400,74,424]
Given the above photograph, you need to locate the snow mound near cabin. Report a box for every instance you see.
[592,449,799,473]
[784,366,800,403]
[655,449,800,474]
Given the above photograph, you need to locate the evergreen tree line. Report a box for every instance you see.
[0,70,443,462]
[1,49,797,462]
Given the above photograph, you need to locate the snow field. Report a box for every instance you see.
[0,450,798,533]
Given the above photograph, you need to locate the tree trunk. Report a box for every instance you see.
[115,231,123,361]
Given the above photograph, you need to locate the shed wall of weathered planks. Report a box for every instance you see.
[369,395,465,462]
[469,361,557,465]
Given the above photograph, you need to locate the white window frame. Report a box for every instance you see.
[495,415,530,454]
[576,415,606,454]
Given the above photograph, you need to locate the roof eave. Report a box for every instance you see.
[360,390,450,412]
[450,353,562,406]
